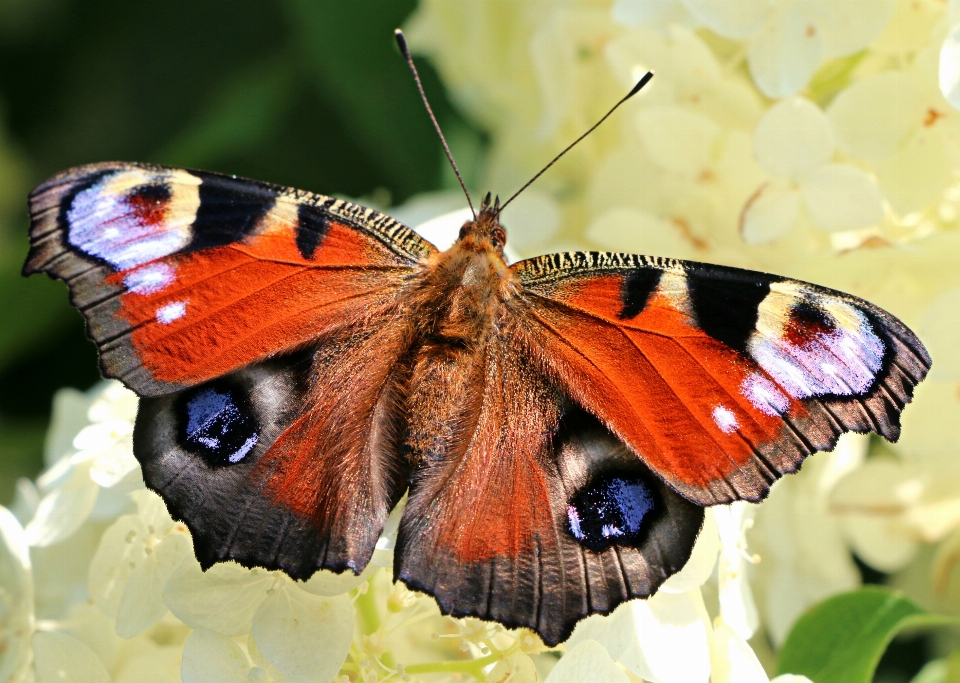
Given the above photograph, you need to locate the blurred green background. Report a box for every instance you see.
[0,0,483,503]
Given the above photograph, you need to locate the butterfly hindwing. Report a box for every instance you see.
[24,162,435,397]
[511,253,931,506]
[395,322,704,646]
[135,312,414,577]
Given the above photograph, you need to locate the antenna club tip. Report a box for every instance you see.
[628,71,655,97]
[394,29,409,51]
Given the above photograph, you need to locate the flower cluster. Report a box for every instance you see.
[404,0,960,675]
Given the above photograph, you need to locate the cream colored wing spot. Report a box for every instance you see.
[67,168,201,270]
[653,267,694,319]
[255,198,300,237]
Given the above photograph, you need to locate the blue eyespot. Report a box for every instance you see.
[567,475,656,551]
[182,387,259,466]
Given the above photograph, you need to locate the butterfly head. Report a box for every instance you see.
[457,191,507,254]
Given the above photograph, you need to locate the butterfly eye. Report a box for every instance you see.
[566,474,657,552]
[490,226,506,248]
[179,385,260,467]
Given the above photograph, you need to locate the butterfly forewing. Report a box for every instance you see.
[24,162,435,396]
[510,252,931,505]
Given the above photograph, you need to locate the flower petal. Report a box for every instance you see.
[747,2,822,98]
[680,0,774,39]
[44,387,92,467]
[33,631,111,683]
[181,628,250,683]
[116,531,191,637]
[740,181,801,245]
[163,557,274,636]
[612,0,691,29]
[544,640,629,683]
[941,23,960,110]
[831,459,920,572]
[827,72,923,163]
[714,503,760,640]
[661,509,719,593]
[300,566,376,597]
[708,622,769,683]
[252,582,353,681]
[88,514,145,618]
[25,461,98,547]
[873,127,955,216]
[616,590,711,683]
[753,97,834,179]
[918,286,960,382]
[800,163,884,232]
[587,207,700,260]
[637,105,722,175]
[499,188,562,256]
[487,651,539,683]
[813,0,896,59]
[0,507,32,683]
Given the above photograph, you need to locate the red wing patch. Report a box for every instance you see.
[512,253,931,505]
[24,162,435,396]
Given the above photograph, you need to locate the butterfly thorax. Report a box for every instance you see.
[412,208,514,350]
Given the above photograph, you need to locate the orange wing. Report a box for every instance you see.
[510,252,931,505]
[25,162,434,396]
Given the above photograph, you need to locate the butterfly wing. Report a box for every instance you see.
[395,319,704,646]
[26,162,433,575]
[510,253,931,505]
[24,162,434,396]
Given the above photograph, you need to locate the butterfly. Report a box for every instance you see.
[22,34,930,646]
[23,158,930,645]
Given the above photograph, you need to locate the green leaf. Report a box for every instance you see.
[777,586,960,683]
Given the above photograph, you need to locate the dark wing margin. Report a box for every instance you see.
[510,252,931,507]
[23,162,435,397]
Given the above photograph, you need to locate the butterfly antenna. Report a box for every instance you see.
[395,29,476,219]
[498,71,655,215]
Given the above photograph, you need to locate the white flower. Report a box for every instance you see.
[828,43,960,217]
[88,489,191,638]
[0,507,33,683]
[742,97,884,243]
[543,639,629,683]
[750,435,866,645]
[682,0,896,97]
[714,504,760,640]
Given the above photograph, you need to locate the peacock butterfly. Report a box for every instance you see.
[21,32,930,646]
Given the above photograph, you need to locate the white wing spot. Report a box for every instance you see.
[741,373,790,416]
[123,262,176,295]
[712,405,740,433]
[156,301,187,324]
